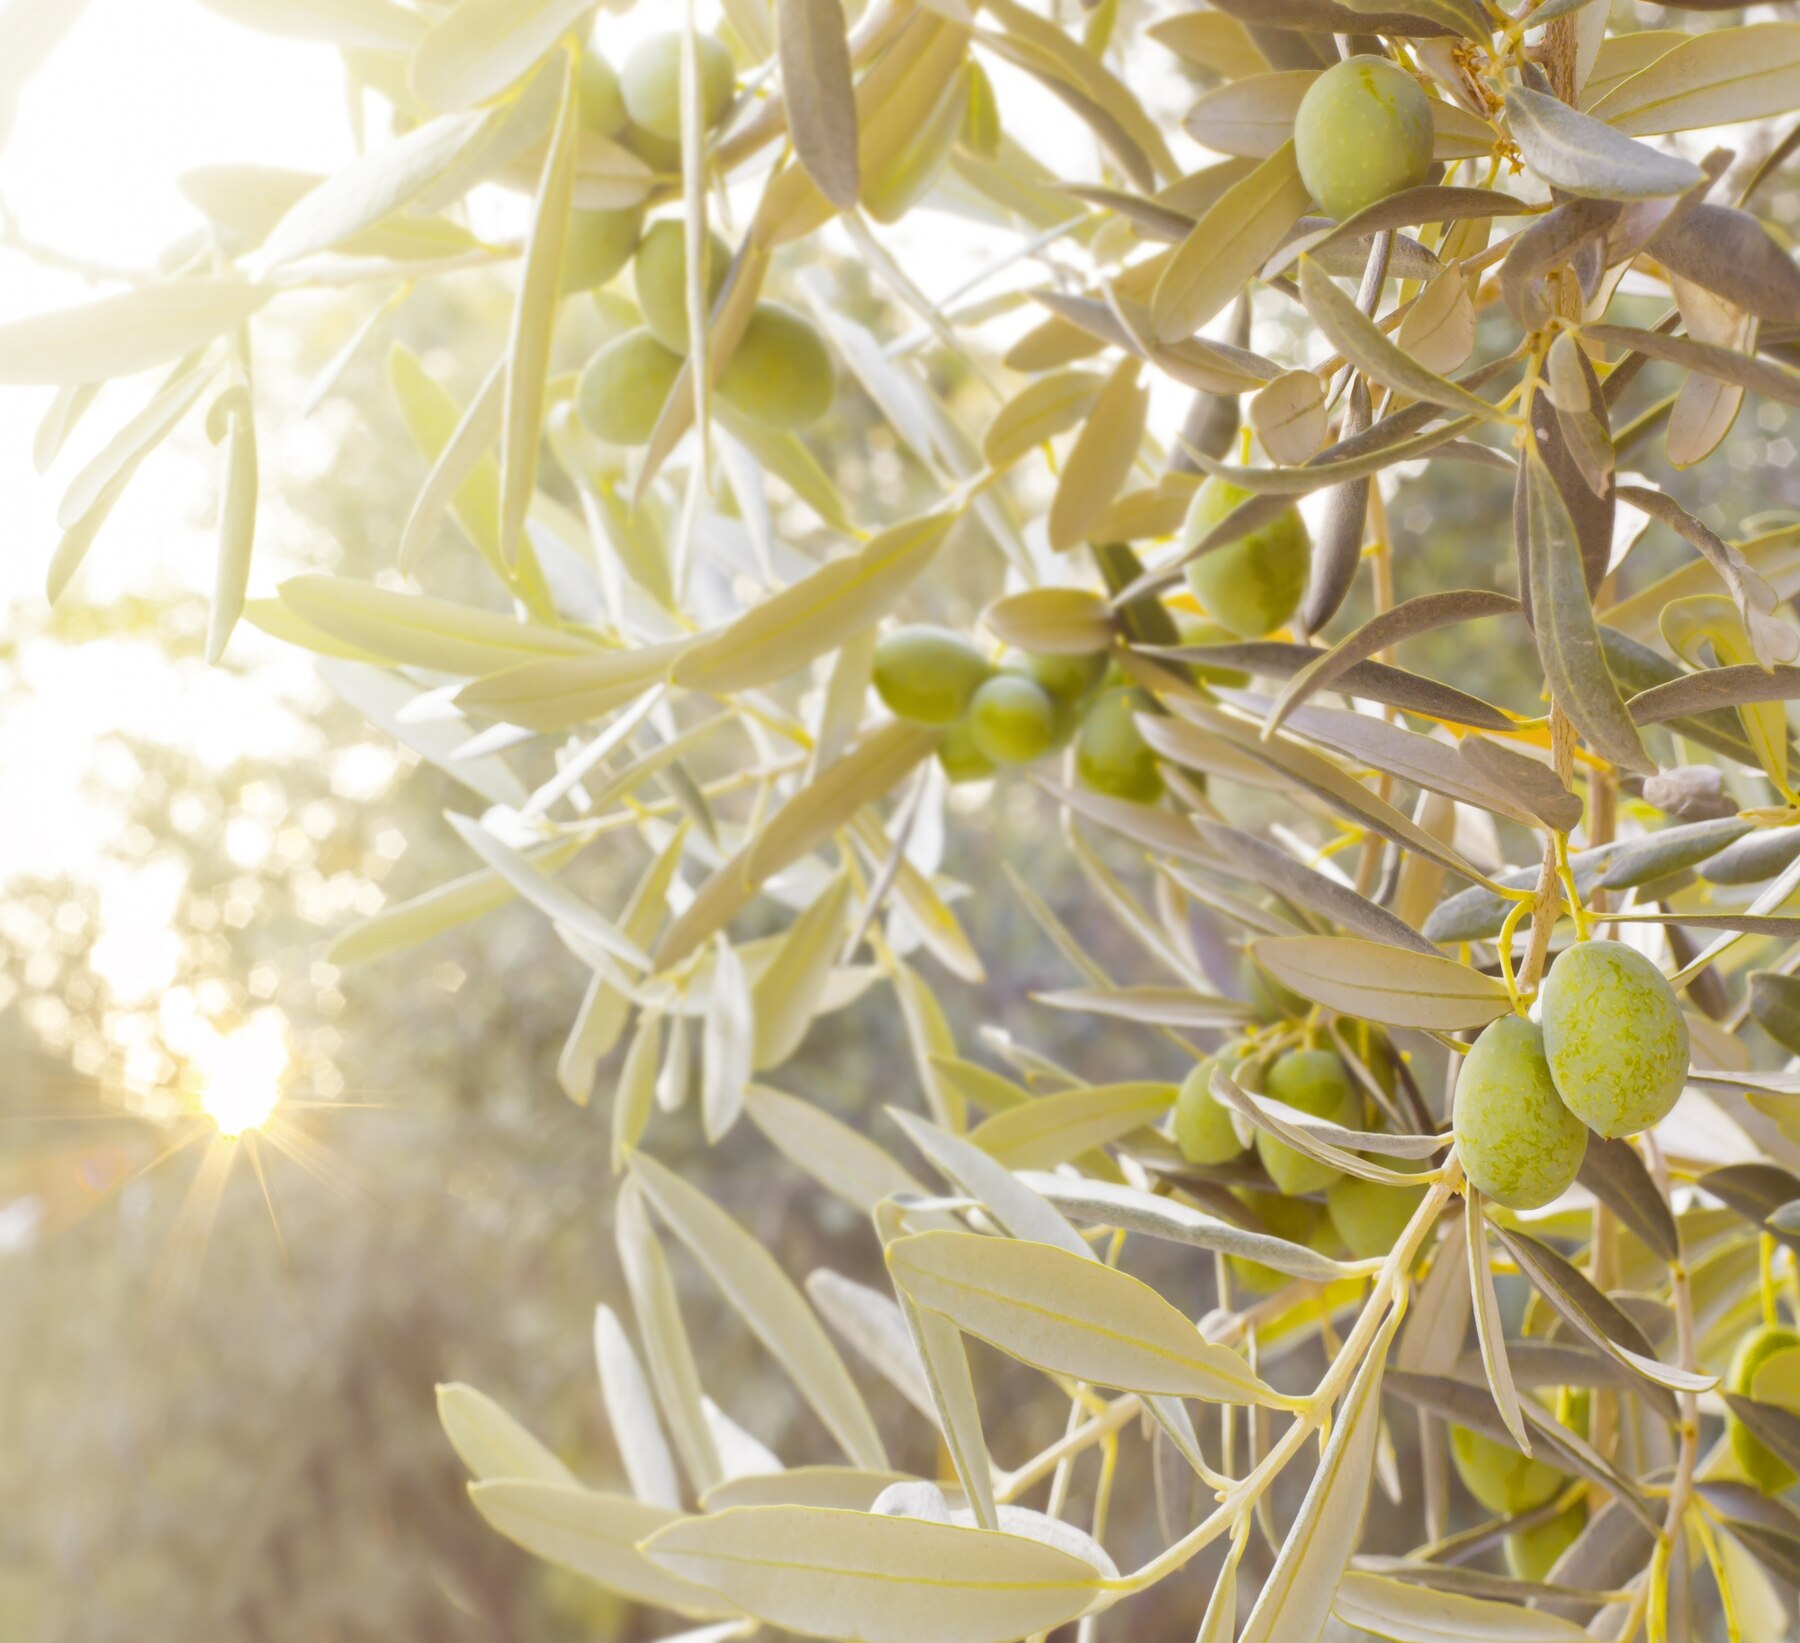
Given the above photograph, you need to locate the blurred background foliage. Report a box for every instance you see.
[5,3,1800,1639]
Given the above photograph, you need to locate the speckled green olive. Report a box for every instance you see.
[937,717,996,785]
[1177,617,1251,688]
[634,219,730,354]
[576,328,682,446]
[560,206,643,296]
[1326,1164,1427,1261]
[1076,688,1163,804]
[1450,1425,1565,1517]
[1018,650,1107,707]
[621,31,735,142]
[1729,1324,1800,1493]
[1454,1015,1586,1211]
[1540,940,1689,1139]
[1175,1058,1246,1166]
[717,304,836,431]
[968,675,1056,766]
[1227,1190,1325,1296]
[578,52,628,137]
[1255,1048,1358,1195]
[1294,55,1434,223]
[1505,1503,1585,1583]
[1181,478,1310,639]
[873,626,993,726]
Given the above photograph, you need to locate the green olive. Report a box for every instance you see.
[1728,1324,1800,1493]
[622,120,683,174]
[1294,55,1434,223]
[575,328,683,447]
[1076,688,1163,804]
[578,51,628,138]
[938,717,997,785]
[1539,940,1689,1139]
[1450,1424,1565,1516]
[560,206,643,296]
[1325,1164,1428,1262]
[633,219,730,354]
[1454,1015,1586,1211]
[1255,1049,1358,1196]
[968,675,1057,766]
[1181,478,1310,639]
[872,625,993,726]
[1505,1502,1585,1583]
[1175,1058,1246,1166]
[621,31,735,142]
[717,303,836,431]
[1017,650,1107,707]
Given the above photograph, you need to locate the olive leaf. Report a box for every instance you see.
[777,0,860,208]
[1505,87,1707,200]
[1249,937,1512,1031]
[641,1506,1104,1643]
[632,1153,888,1471]
[1152,140,1312,343]
[1523,447,1653,774]
[887,1230,1283,1404]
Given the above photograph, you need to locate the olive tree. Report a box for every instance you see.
[9,0,1800,1638]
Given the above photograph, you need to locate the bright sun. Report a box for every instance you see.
[195,1011,289,1137]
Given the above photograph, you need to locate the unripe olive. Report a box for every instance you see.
[968,675,1057,766]
[621,31,735,142]
[873,625,993,726]
[634,219,730,354]
[1177,617,1251,688]
[1255,1048,1358,1196]
[1017,650,1107,708]
[1227,1189,1325,1296]
[622,121,683,174]
[938,717,996,785]
[718,303,836,431]
[1325,1164,1427,1261]
[1293,56,1434,223]
[1076,688,1163,804]
[1454,1015,1586,1211]
[578,52,628,137]
[1505,1503,1585,1583]
[1450,1425,1565,1517]
[560,206,643,296]
[1539,940,1689,1139]
[1728,1324,1800,1493]
[576,328,682,446]
[1181,478,1310,639]
[1175,1058,1246,1166]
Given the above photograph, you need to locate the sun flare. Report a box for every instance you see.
[195,1011,288,1138]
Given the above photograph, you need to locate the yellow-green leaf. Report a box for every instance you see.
[887,1230,1282,1404]
[410,0,595,111]
[0,279,266,386]
[642,1505,1103,1643]
[1249,936,1512,1031]
[631,1153,889,1470]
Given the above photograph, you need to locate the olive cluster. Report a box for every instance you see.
[1454,942,1690,1210]
[564,34,836,447]
[871,626,1168,802]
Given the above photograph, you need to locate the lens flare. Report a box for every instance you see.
[195,1011,288,1137]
